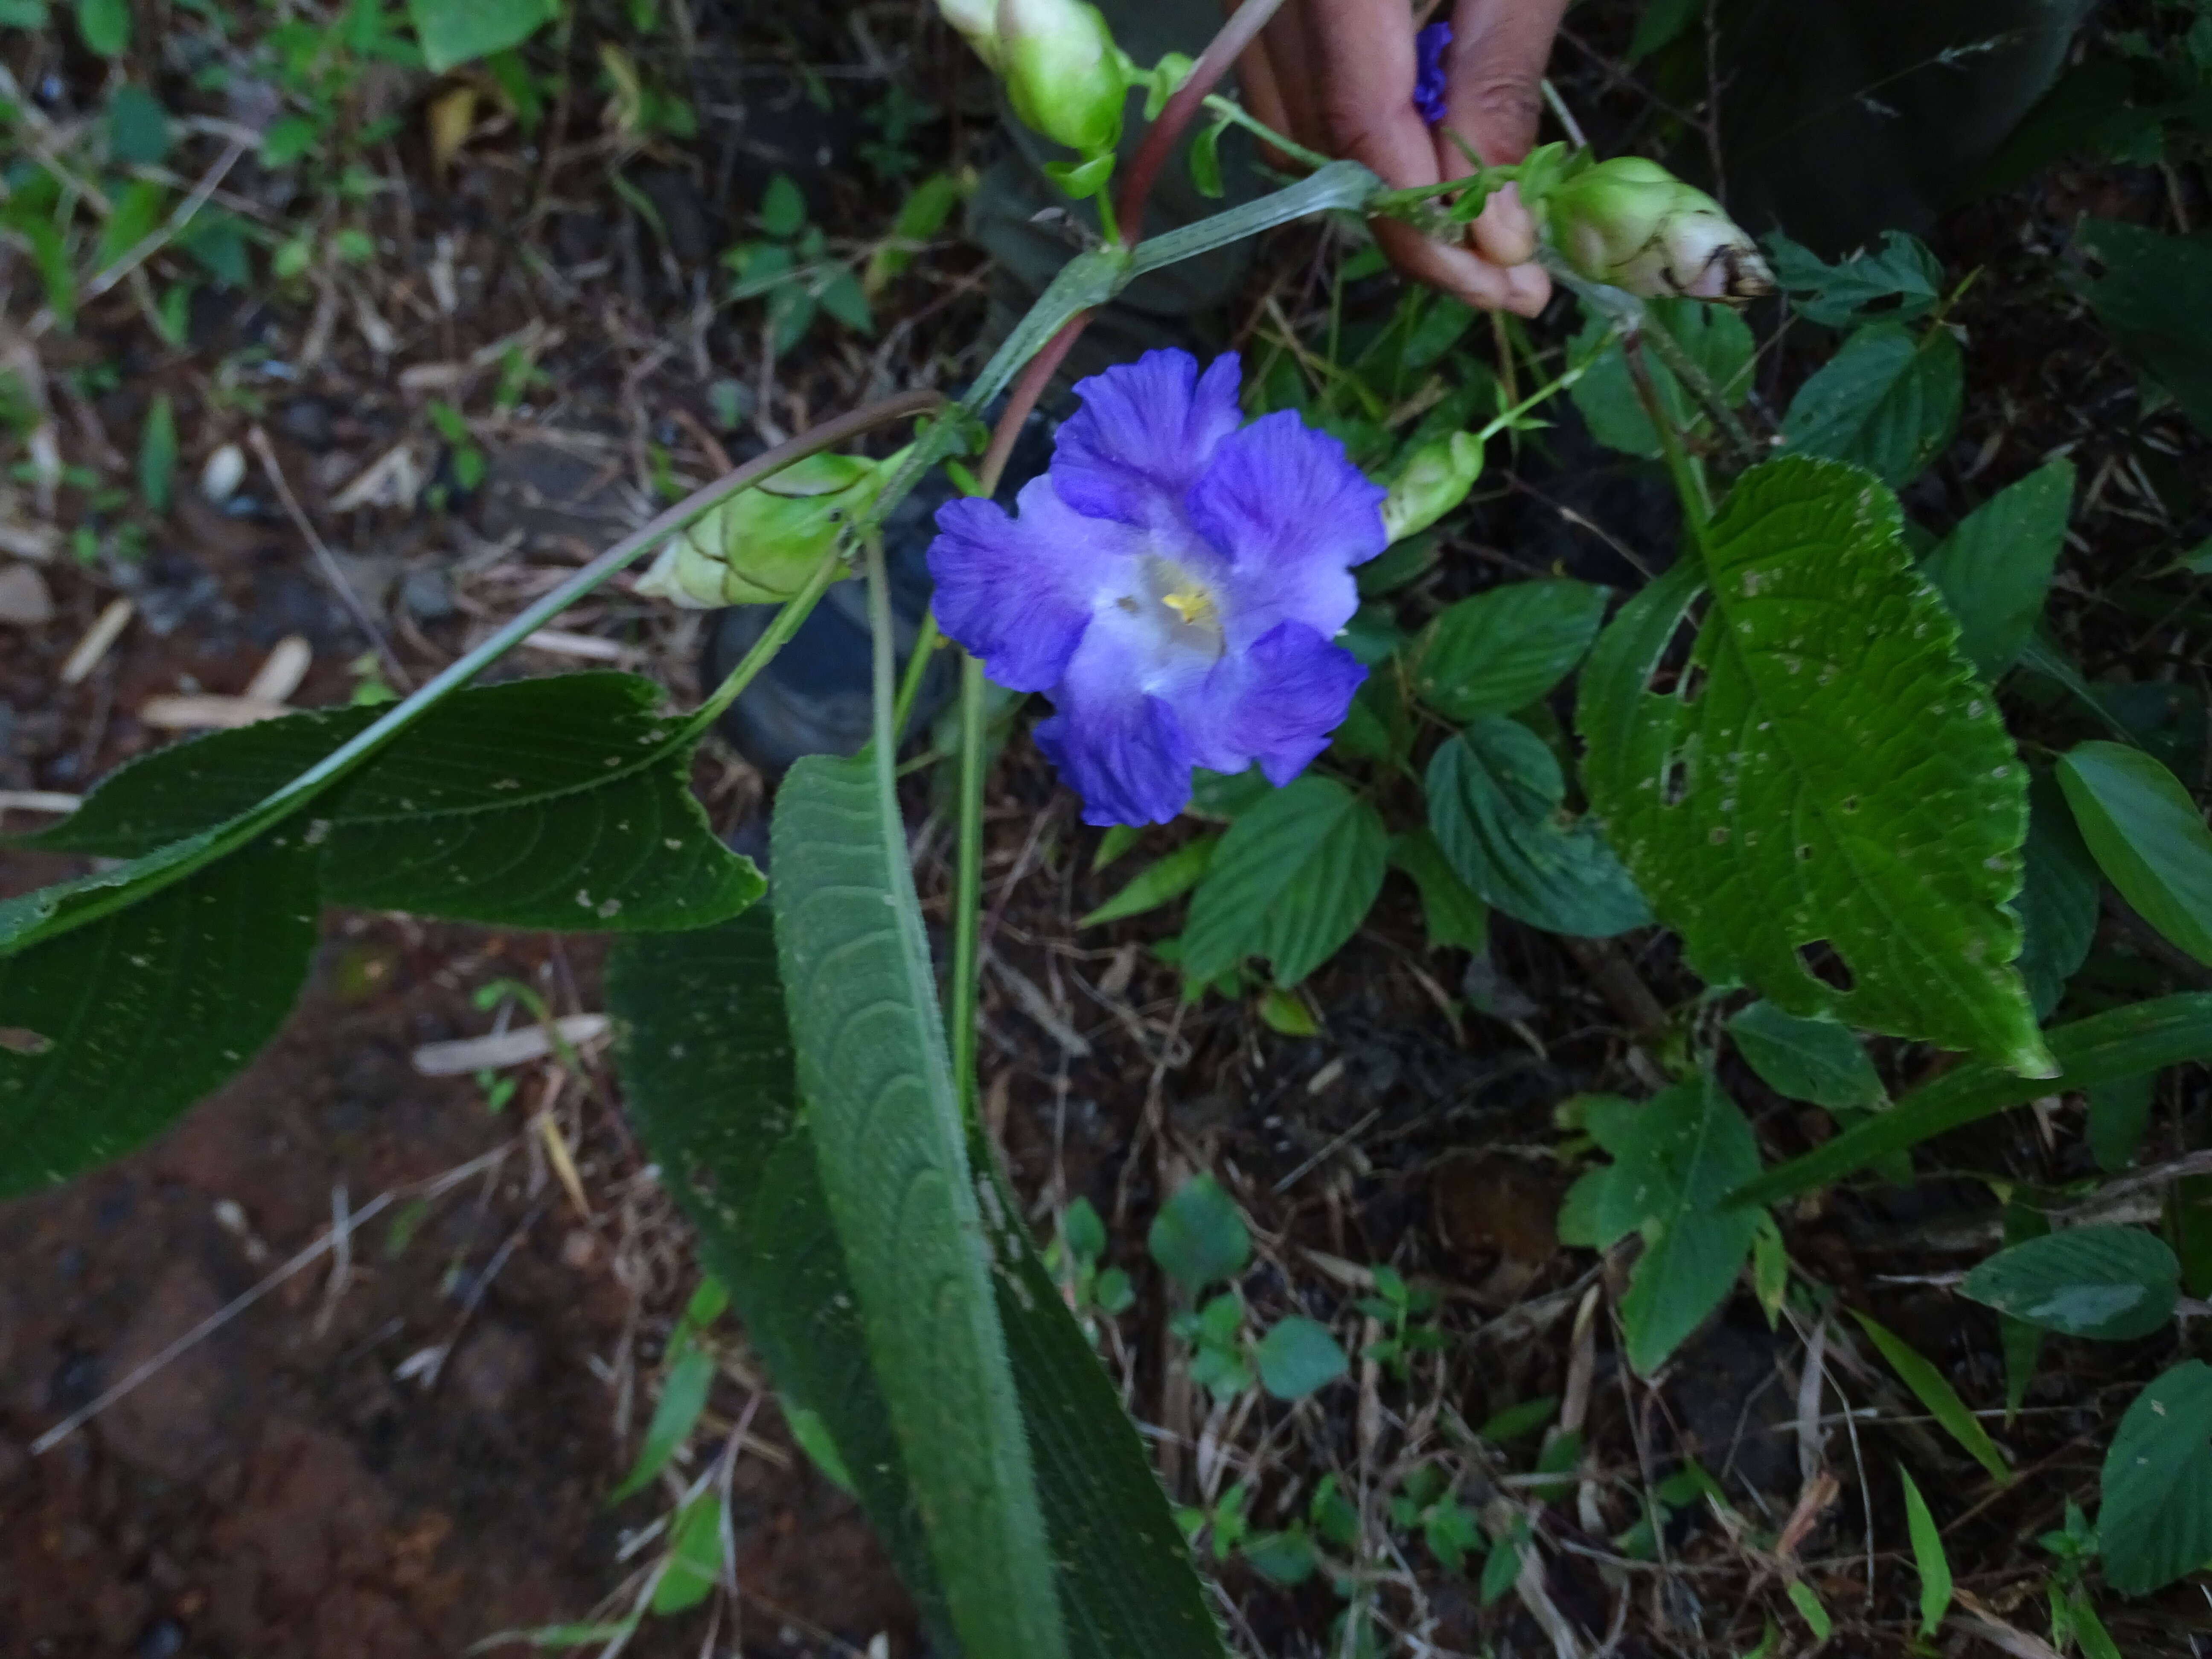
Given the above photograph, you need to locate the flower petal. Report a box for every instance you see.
[1187,621,1366,785]
[1033,614,1201,826]
[926,477,1138,692]
[1051,348,1245,529]
[1186,411,1388,652]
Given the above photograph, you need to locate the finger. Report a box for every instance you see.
[1301,0,1441,195]
[1470,178,1535,268]
[1373,215,1527,312]
[1441,0,1570,164]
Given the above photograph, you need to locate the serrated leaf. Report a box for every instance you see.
[1585,1074,1764,1376]
[1080,835,1217,927]
[1767,230,1942,329]
[1148,1174,1251,1297]
[409,0,553,71]
[1427,716,1649,938]
[1180,776,1386,988]
[2098,1361,2212,1595]
[1733,994,2212,1207]
[1726,1000,1886,1110]
[1411,579,1609,720]
[769,752,1066,1659]
[2017,775,2100,1019]
[1569,299,1753,460]
[1920,460,2074,677]
[0,836,317,1196]
[1255,1316,1348,1400]
[1579,455,2049,1074]
[1781,323,1961,486]
[1851,1310,2010,1481]
[1389,827,1490,953]
[1960,1226,2178,1341]
[609,912,1226,1658]
[2057,740,2212,966]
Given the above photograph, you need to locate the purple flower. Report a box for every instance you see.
[1413,20,1451,125]
[927,349,1386,827]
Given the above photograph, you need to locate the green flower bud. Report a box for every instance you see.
[1380,432,1484,544]
[1540,157,1773,303]
[935,0,1003,68]
[999,0,1127,155]
[637,451,896,609]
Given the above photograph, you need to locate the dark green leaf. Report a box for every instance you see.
[2017,776,2101,1019]
[1427,716,1649,938]
[759,174,806,238]
[1411,579,1608,720]
[651,1491,722,1614]
[2089,1072,2156,1173]
[2077,220,2212,437]
[1080,836,1217,928]
[1765,230,1942,329]
[1579,457,2048,1073]
[137,390,175,513]
[1180,776,1387,988]
[1627,0,1700,60]
[76,0,127,54]
[1148,1174,1251,1297]
[1731,996,2212,1208]
[1726,1000,1886,1110]
[1851,1310,2010,1481]
[95,181,166,274]
[1255,1316,1348,1400]
[108,84,170,164]
[2058,740,2212,966]
[1920,460,2075,677]
[1389,827,1490,954]
[408,0,552,72]
[0,836,317,1196]
[1961,1226,2178,1341]
[1781,323,1962,486]
[611,1343,715,1502]
[2098,1361,2212,1595]
[1570,298,1753,460]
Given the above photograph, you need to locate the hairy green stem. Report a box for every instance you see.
[681,546,844,738]
[1199,92,1333,172]
[891,611,943,746]
[1623,336,1714,530]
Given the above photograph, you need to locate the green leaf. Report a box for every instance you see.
[95,180,166,273]
[108,84,170,165]
[1726,1000,1885,1110]
[1959,1226,2179,1341]
[137,390,175,513]
[0,837,317,1196]
[759,173,807,238]
[2098,1361,2212,1595]
[1920,460,2075,677]
[1427,716,1649,939]
[0,0,50,27]
[1148,1174,1251,1297]
[1781,322,1962,486]
[1180,776,1387,988]
[651,1491,722,1614]
[1583,1074,1764,1375]
[1255,1316,1349,1400]
[1389,827,1490,954]
[2088,1071,2155,1173]
[1411,579,1609,720]
[1850,1310,2010,1481]
[1784,1580,1831,1642]
[611,1343,715,1502]
[1733,995,2212,1208]
[2017,775,2101,1019]
[1080,835,1217,928]
[1626,0,1700,60]
[76,0,128,54]
[2057,740,2212,966]
[610,912,1227,1659]
[408,0,553,72]
[1766,230,1942,329]
[1091,824,1143,871]
[2076,220,2212,438]
[769,751,1066,1659]
[1569,298,1754,460]
[1578,456,2049,1074]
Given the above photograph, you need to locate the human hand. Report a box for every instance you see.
[1237,0,1570,315]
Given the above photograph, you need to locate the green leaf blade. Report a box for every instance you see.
[1959,1226,2179,1341]
[1411,579,1608,720]
[1851,1310,2010,1482]
[1781,322,1962,486]
[2057,740,2212,966]
[1726,999,1886,1110]
[2099,1361,2212,1595]
[1920,460,2075,677]
[1180,777,1386,987]
[408,0,552,71]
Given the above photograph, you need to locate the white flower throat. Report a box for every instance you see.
[1114,553,1225,662]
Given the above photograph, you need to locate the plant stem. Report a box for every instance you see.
[1112,0,1291,247]
[1624,335,1714,530]
[682,546,844,737]
[949,653,988,1112]
[1199,92,1332,172]
[890,610,942,745]
[1634,309,1761,463]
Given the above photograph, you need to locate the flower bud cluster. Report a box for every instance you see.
[1534,156,1773,303]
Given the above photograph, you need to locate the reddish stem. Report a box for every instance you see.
[977,311,1092,495]
[1111,0,1290,249]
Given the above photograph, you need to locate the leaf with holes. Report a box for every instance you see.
[2057,740,2212,967]
[1921,460,2075,678]
[1578,455,2050,1075]
[1427,716,1649,939]
[1410,579,1609,720]
[1781,323,1962,486]
[2099,1361,2212,1595]
[1961,1226,2178,1341]
[1726,999,1886,1110]
[1180,777,1387,989]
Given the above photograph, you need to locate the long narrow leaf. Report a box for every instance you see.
[1852,1311,2010,1481]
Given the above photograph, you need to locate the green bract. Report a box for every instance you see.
[1535,155,1773,303]
[636,450,897,607]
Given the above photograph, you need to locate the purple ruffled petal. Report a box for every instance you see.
[1188,621,1367,785]
[1033,615,1201,826]
[926,477,1139,692]
[1050,348,1246,529]
[1185,410,1388,652]
[1413,21,1452,126]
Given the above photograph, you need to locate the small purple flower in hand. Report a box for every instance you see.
[927,349,1386,827]
[1413,20,1452,125]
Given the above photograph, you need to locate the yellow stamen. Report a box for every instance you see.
[1161,588,1215,629]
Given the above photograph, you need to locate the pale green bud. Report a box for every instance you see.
[1381,432,1484,544]
[935,0,1002,67]
[996,0,1128,156]
[1541,157,1773,303]
[637,451,896,608]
